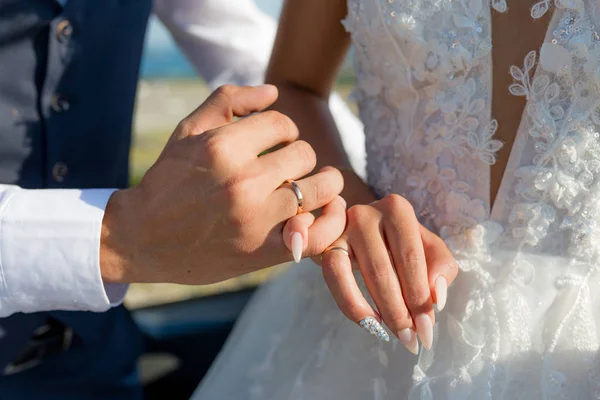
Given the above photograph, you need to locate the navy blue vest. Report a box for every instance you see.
[0,0,151,377]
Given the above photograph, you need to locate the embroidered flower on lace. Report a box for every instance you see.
[423,79,498,161]
[467,119,503,164]
[441,220,504,262]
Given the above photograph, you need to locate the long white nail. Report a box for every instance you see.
[415,314,433,350]
[435,276,448,311]
[291,232,303,263]
[359,316,390,342]
[397,328,419,355]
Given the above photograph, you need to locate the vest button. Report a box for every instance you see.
[52,162,69,182]
[56,20,73,42]
[50,95,70,113]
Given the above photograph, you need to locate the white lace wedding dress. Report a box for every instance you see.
[192,1,600,398]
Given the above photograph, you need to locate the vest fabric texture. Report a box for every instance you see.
[0,1,152,397]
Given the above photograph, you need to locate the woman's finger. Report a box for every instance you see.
[380,194,435,350]
[321,238,388,342]
[346,205,418,354]
[270,194,347,264]
[420,225,459,311]
[302,195,347,257]
[282,212,315,262]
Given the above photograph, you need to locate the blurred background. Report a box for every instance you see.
[125,0,357,309]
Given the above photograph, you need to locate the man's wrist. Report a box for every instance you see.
[100,189,136,284]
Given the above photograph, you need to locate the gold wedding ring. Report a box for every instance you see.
[321,246,350,258]
[284,179,304,215]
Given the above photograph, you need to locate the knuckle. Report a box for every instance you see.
[294,140,317,170]
[382,193,412,213]
[228,190,260,226]
[347,204,371,225]
[403,284,431,311]
[340,301,368,322]
[176,118,195,137]
[210,85,237,120]
[363,263,395,285]
[311,177,332,208]
[384,313,413,331]
[401,247,426,268]
[214,84,236,99]
[204,134,227,160]
[226,177,255,204]
[266,110,298,140]
[330,168,344,193]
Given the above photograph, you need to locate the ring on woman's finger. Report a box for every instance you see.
[282,179,304,215]
[321,246,350,260]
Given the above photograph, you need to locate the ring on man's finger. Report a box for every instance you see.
[282,179,304,215]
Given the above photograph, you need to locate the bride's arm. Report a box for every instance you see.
[266,0,375,207]
[267,0,459,351]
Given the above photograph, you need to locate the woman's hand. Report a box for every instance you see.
[319,194,458,354]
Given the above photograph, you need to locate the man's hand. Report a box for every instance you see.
[100,85,345,284]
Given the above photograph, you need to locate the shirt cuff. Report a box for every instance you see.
[0,188,128,317]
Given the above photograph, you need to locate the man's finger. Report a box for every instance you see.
[175,84,279,139]
[268,195,346,263]
[256,140,315,192]
[269,166,344,221]
[304,195,347,257]
[213,110,300,158]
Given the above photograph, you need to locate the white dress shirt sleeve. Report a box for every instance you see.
[154,0,276,89]
[154,0,368,178]
[0,185,128,317]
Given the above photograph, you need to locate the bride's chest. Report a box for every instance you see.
[346,0,600,259]
[346,1,552,90]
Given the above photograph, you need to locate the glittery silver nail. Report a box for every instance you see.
[359,316,390,342]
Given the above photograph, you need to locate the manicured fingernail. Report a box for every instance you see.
[415,314,433,350]
[359,316,389,342]
[397,328,419,355]
[435,276,448,311]
[338,196,347,208]
[291,232,303,263]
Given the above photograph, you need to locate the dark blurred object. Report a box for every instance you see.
[134,288,255,400]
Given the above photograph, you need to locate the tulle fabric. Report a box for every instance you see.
[192,262,416,400]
